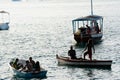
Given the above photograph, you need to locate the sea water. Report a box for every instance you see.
[0,0,120,80]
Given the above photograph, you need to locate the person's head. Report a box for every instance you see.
[70,46,73,50]
[36,61,40,65]
[26,60,29,64]
[15,58,19,62]
[29,57,32,61]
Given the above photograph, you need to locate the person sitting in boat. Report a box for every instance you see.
[68,46,77,59]
[34,61,41,72]
[83,39,95,60]
[86,25,91,34]
[23,60,33,72]
[94,22,100,33]
[29,57,35,69]
[12,58,23,70]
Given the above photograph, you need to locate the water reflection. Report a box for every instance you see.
[87,69,94,77]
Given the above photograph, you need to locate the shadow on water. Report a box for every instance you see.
[57,63,112,71]
[74,39,103,48]
[74,42,86,48]
[94,39,103,45]
[11,75,47,80]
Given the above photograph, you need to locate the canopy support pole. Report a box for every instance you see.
[91,0,93,15]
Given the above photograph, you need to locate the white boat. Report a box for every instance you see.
[56,54,112,69]
[0,11,10,30]
[72,0,103,43]
[9,59,47,78]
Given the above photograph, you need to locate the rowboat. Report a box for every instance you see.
[72,0,103,43]
[0,11,10,30]
[9,59,47,78]
[56,54,112,69]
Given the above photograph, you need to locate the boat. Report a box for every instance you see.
[56,54,112,69]
[72,0,103,43]
[0,11,10,30]
[9,58,47,78]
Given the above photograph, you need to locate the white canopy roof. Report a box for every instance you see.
[0,11,9,14]
[72,15,103,21]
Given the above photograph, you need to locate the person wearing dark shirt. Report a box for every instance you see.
[68,46,77,59]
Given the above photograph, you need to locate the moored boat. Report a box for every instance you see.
[72,0,103,43]
[72,15,103,43]
[0,11,10,30]
[56,54,112,69]
[9,58,47,78]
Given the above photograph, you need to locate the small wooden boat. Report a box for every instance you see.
[9,59,47,78]
[0,11,10,30]
[72,0,103,43]
[56,54,112,69]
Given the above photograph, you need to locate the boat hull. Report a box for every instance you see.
[56,55,112,69]
[74,33,102,43]
[0,23,9,30]
[12,68,47,78]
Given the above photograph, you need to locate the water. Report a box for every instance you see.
[0,0,120,80]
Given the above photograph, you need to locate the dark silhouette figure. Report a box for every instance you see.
[12,58,23,69]
[68,46,77,59]
[95,23,100,33]
[34,61,41,71]
[24,60,33,72]
[86,25,91,34]
[83,39,95,60]
[29,57,35,68]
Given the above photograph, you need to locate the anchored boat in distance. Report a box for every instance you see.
[72,0,103,43]
[0,11,10,30]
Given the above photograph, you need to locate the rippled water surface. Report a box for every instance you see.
[0,0,120,80]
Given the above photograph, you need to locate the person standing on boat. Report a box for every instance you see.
[83,39,95,60]
[68,46,77,59]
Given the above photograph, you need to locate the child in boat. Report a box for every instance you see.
[68,46,77,59]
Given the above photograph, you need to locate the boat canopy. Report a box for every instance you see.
[72,15,103,34]
[0,10,10,23]
[72,15,103,21]
[0,11,9,14]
